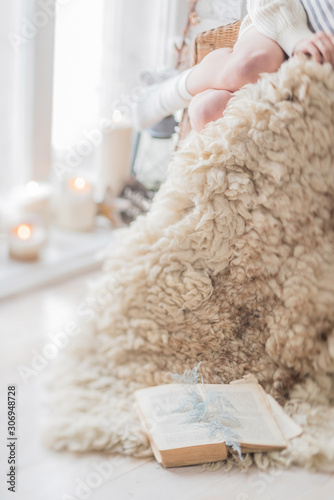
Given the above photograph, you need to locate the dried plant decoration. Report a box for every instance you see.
[172,363,242,458]
[175,0,199,69]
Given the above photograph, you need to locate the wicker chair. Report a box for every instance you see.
[176,20,241,147]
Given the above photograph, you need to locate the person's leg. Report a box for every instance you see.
[134,26,285,130]
[185,26,286,132]
[186,26,286,95]
[188,89,233,132]
[134,69,193,130]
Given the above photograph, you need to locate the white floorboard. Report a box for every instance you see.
[0,272,333,500]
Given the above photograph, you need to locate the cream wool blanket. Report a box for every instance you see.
[45,55,334,471]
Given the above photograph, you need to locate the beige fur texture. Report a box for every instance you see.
[44,55,334,471]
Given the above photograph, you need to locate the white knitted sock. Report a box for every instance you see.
[134,68,193,130]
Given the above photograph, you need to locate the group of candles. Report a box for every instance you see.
[4,110,133,260]
[5,111,135,261]
[7,176,96,261]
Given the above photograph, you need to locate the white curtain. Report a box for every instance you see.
[0,1,17,193]
[100,0,189,115]
[1,0,55,195]
[0,0,35,194]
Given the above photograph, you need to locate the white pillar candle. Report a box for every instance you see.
[10,181,53,222]
[98,111,134,197]
[55,176,96,231]
[8,222,47,261]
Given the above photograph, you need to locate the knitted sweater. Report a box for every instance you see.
[238,0,326,56]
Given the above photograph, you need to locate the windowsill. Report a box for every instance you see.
[0,220,115,300]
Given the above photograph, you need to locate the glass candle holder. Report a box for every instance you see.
[8,215,47,261]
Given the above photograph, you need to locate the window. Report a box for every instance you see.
[0,0,189,297]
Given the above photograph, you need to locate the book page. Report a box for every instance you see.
[204,383,288,448]
[135,382,288,450]
[135,385,223,451]
[229,378,302,441]
[230,374,259,385]
[266,394,303,440]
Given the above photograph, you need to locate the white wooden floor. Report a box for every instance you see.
[1,272,333,500]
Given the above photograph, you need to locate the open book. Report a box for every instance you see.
[134,376,302,468]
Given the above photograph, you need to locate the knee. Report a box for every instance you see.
[222,50,283,90]
[188,89,232,132]
[240,50,282,78]
[202,47,233,65]
[188,96,216,132]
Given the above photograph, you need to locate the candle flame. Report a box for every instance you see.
[17,224,31,240]
[73,177,87,190]
[26,181,40,196]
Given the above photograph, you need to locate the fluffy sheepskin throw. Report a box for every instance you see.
[45,55,334,471]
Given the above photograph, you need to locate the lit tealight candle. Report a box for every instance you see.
[55,176,96,231]
[9,222,47,261]
[10,181,53,221]
[68,176,90,192]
